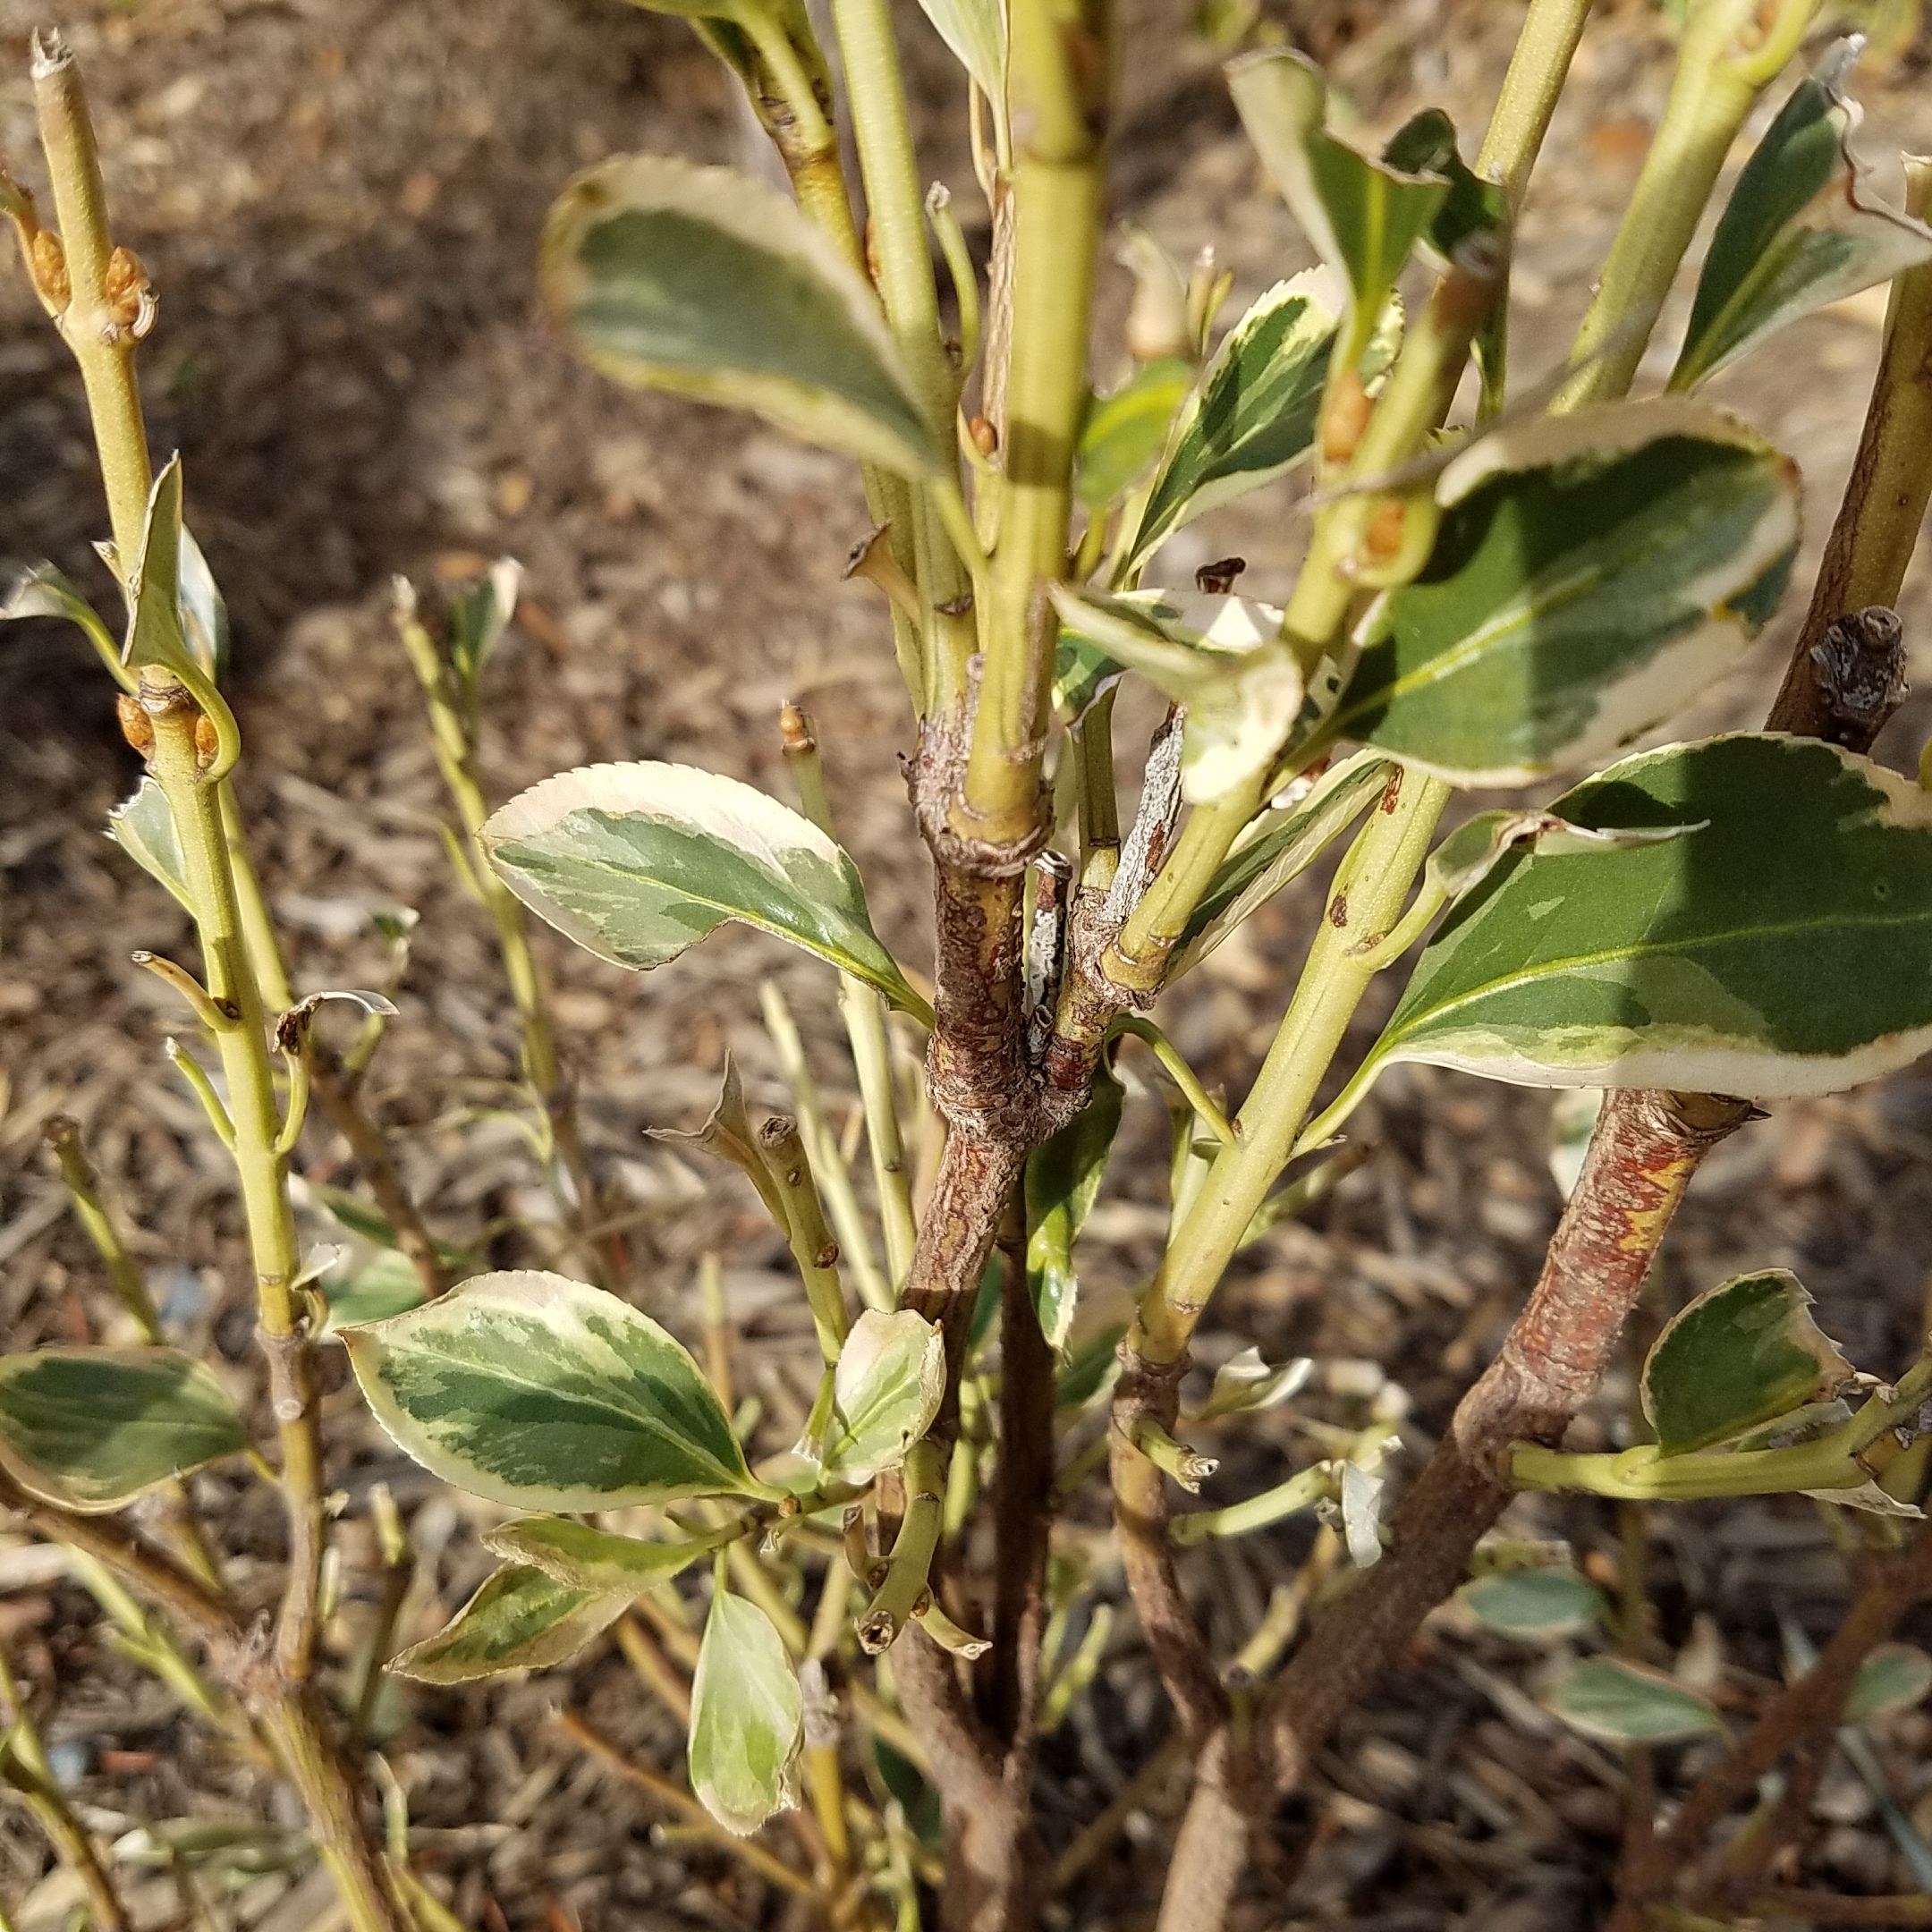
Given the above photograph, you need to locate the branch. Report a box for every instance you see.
[1614,1516,1932,1926]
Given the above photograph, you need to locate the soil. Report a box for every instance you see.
[5,0,1932,1926]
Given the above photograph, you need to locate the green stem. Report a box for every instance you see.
[756,1114,851,1361]
[1555,0,1818,413]
[30,34,149,576]
[1168,1463,1339,1546]
[760,979,889,1314]
[1112,1017,1234,1147]
[1130,1416,1217,1493]
[45,1117,161,1341]
[1131,772,1451,1365]
[959,0,1114,844]
[220,780,295,1013]
[858,1437,946,1652]
[1474,0,1596,210]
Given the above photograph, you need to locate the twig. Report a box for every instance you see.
[1724,1888,1932,1923]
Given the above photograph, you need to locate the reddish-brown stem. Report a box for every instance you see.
[987,1194,1052,1745]
[1613,1516,1932,1927]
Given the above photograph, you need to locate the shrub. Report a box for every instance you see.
[7,0,1932,1926]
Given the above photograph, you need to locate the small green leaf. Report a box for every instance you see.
[1641,1269,1854,1456]
[813,1309,945,1481]
[343,1268,759,1511]
[106,777,192,914]
[4,564,125,689]
[647,1053,792,1229]
[1051,630,1126,726]
[1077,358,1192,510]
[1026,1072,1123,1352]
[908,0,1003,103]
[1360,734,1932,1099]
[1055,1324,1124,1411]
[0,1348,248,1513]
[1339,1462,1384,1569]
[318,1251,428,1335]
[1128,273,1339,570]
[1333,398,1800,786]
[540,154,937,478]
[122,459,203,686]
[1190,1347,1312,1423]
[1456,1568,1608,1640]
[176,525,229,682]
[1544,1658,1724,1744]
[690,1589,801,1835]
[1227,51,1447,352]
[1381,108,1509,268]
[389,1564,629,1683]
[1174,750,1395,975]
[1673,45,1932,392]
[1048,589,1302,803]
[484,761,927,1020]
[484,1515,730,1594]
[446,558,522,693]
[1846,1641,1932,1724]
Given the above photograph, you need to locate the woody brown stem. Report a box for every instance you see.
[1613,1515,1932,1928]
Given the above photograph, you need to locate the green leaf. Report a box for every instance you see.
[1361,734,1932,1100]
[1641,1268,1854,1456]
[1048,589,1302,803]
[1174,750,1395,974]
[690,1589,801,1835]
[106,777,192,914]
[1332,399,1800,785]
[176,525,229,682]
[4,564,125,689]
[1846,1642,1932,1724]
[1191,1347,1312,1423]
[318,1251,428,1334]
[1055,1323,1124,1411]
[1381,107,1509,268]
[1456,1568,1608,1640]
[1025,1071,1123,1352]
[122,458,203,686]
[484,1515,730,1594]
[1672,45,1932,392]
[1424,808,1704,904]
[1544,1658,1724,1744]
[1078,358,1192,510]
[484,761,927,1021]
[1127,274,1339,571]
[908,0,1003,104]
[389,1564,629,1683]
[1051,629,1127,725]
[811,1309,945,1481]
[0,1348,248,1513]
[446,558,521,693]
[540,154,937,478]
[1226,51,1447,350]
[343,1268,759,1511]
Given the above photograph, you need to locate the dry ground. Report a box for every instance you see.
[5,0,1932,1924]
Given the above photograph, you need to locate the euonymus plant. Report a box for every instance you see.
[8,0,1932,1926]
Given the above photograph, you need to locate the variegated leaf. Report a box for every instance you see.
[1332,399,1799,785]
[1545,1658,1724,1744]
[540,155,937,478]
[106,777,192,913]
[1047,589,1302,803]
[1356,734,1932,1101]
[810,1309,945,1481]
[1641,1269,1854,1456]
[343,1269,761,1511]
[1078,357,1192,510]
[1173,750,1394,974]
[690,1589,801,1834]
[390,1563,630,1683]
[0,1349,248,1513]
[484,761,927,1020]
[484,1515,731,1594]
[1226,51,1446,353]
[1672,43,1932,391]
[1126,274,1338,568]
